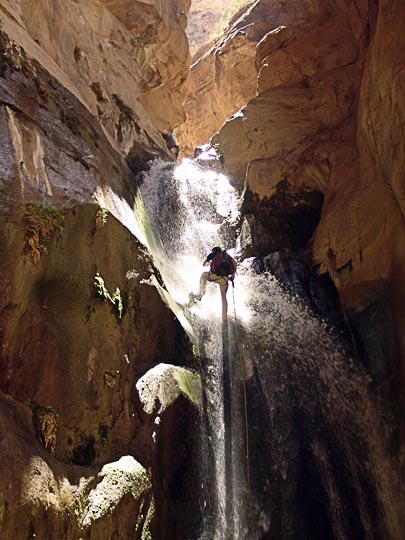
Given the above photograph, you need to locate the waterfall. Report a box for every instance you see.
[132,159,402,540]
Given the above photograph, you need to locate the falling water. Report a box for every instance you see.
[137,158,251,539]
[132,159,403,540]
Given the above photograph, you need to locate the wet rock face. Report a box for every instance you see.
[240,180,324,256]
[0,201,198,536]
[253,253,344,331]
[237,178,345,333]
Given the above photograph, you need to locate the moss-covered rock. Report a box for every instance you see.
[136,364,202,415]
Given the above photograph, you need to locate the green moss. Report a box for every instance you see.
[32,404,59,453]
[129,27,154,48]
[93,272,124,319]
[60,110,80,135]
[104,370,120,389]
[24,204,64,265]
[174,370,202,407]
[111,287,123,318]
[93,272,110,300]
[0,31,23,73]
[95,207,108,228]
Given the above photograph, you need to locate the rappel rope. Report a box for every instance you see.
[232,283,255,538]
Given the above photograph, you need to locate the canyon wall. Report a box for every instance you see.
[1,0,405,538]
[0,1,201,538]
[187,0,405,415]
[313,0,405,394]
[186,0,253,56]
[0,0,191,158]
[176,0,318,155]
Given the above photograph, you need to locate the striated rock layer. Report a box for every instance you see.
[186,0,253,56]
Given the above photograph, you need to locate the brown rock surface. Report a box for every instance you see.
[212,0,364,188]
[0,9,198,537]
[186,0,253,56]
[211,0,405,400]
[312,0,405,391]
[177,0,316,156]
[0,0,191,158]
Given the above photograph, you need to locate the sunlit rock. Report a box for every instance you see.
[81,456,152,529]
[186,0,253,56]
[136,363,202,414]
[0,0,191,158]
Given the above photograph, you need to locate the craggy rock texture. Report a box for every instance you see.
[186,0,253,56]
[213,0,366,188]
[313,0,405,391]
[210,0,405,413]
[177,0,315,156]
[0,4,199,537]
[0,0,191,159]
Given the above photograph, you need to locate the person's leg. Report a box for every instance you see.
[199,271,210,297]
[219,278,229,320]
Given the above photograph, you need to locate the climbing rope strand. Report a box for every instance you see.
[232,286,255,538]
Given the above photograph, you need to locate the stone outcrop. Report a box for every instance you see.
[212,0,365,188]
[177,0,320,156]
[313,0,405,389]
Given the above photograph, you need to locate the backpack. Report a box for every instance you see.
[210,251,237,277]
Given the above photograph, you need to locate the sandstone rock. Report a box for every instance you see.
[177,0,322,157]
[239,180,324,256]
[211,0,405,397]
[312,0,405,390]
[0,17,197,538]
[136,363,202,415]
[212,0,363,188]
[0,392,157,539]
[0,0,191,159]
[186,0,253,56]
[81,456,152,529]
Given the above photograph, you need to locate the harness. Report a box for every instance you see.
[208,272,229,286]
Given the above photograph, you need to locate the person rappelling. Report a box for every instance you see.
[189,247,237,316]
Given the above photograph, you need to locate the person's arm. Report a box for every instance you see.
[203,251,215,266]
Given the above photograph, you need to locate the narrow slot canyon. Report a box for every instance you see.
[0,1,404,539]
